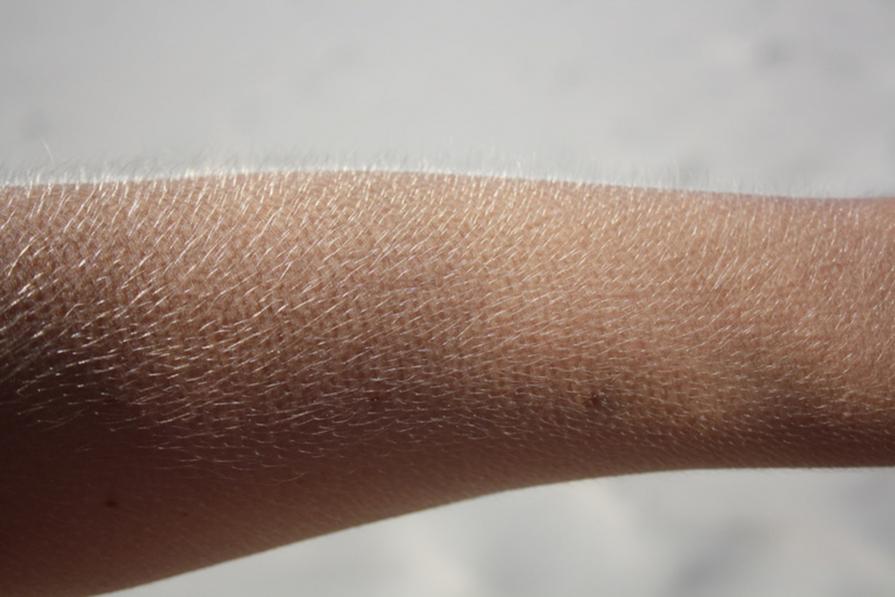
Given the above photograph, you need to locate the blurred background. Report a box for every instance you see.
[2,1,895,595]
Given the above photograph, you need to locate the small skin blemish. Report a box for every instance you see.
[587,389,611,411]
[104,498,119,509]
[586,385,623,417]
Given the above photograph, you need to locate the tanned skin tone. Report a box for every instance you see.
[0,171,893,595]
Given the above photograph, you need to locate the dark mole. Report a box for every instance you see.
[104,498,119,509]
[586,388,618,413]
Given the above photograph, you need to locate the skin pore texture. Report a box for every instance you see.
[0,170,894,594]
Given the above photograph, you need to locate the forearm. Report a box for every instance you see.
[1,172,893,594]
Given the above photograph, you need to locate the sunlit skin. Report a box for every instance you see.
[1,171,893,595]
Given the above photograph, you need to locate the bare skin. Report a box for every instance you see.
[0,171,893,595]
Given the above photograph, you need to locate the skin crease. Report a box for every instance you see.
[0,171,894,595]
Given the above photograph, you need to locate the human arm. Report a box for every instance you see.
[1,171,893,594]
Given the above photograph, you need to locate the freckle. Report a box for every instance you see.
[364,390,385,412]
[104,498,119,509]
[587,389,614,412]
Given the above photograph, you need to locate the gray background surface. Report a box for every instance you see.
[2,1,894,595]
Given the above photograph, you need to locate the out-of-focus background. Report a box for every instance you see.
[2,1,894,595]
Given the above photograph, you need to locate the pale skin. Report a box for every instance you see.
[0,171,893,595]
